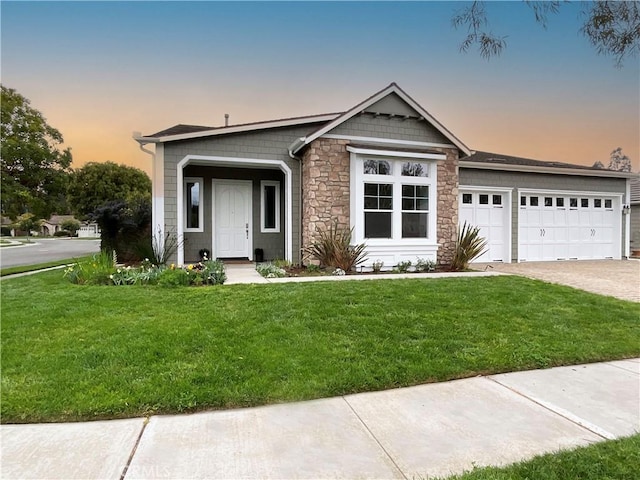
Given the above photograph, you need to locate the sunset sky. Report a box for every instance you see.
[2,1,639,176]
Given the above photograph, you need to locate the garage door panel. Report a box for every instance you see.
[459,190,510,263]
[519,192,619,262]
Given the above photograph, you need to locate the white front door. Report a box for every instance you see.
[214,180,252,259]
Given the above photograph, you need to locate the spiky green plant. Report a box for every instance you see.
[451,221,488,271]
[304,221,368,272]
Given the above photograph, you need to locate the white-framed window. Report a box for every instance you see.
[184,177,204,232]
[260,180,280,233]
[350,151,440,245]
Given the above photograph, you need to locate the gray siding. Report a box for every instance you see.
[631,206,640,253]
[459,168,628,260]
[329,114,450,145]
[163,124,322,264]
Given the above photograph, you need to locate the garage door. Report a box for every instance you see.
[519,192,619,261]
[459,189,511,262]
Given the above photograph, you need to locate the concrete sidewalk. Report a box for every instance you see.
[2,359,638,480]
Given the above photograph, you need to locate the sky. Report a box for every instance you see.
[1,1,639,176]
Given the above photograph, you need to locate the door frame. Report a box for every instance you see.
[459,185,513,263]
[212,179,253,260]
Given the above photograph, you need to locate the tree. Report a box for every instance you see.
[608,147,632,172]
[67,162,151,254]
[60,219,81,236]
[12,213,42,242]
[1,85,72,219]
[452,1,640,67]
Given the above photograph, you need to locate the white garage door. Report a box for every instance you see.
[459,189,511,262]
[519,192,619,261]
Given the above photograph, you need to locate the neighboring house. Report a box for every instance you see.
[40,215,78,236]
[134,83,634,266]
[630,177,640,256]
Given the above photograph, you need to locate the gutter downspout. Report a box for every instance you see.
[288,138,306,265]
[133,132,161,248]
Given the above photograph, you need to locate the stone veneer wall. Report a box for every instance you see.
[301,138,351,258]
[436,148,460,266]
[301,139,460,266]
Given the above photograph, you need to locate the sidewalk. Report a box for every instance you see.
[2,359,638,480]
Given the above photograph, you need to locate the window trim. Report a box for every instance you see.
[260,180,280,233]
[350,150,441,246]
[184,176,204,233]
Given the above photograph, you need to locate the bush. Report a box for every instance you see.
[134,228,181,266]
[451,221,488,271]
[304,221,367,272]
[1,227,12,236]
[415,258,436,272]
[157,268,191,287]
[256,262,287,278]
[64,251,116,285]
[53,230,70,237]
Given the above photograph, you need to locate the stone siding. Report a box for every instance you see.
[436,149,460,266]
[301,138,351,257]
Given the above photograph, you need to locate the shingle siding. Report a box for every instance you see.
[329,114,450,145]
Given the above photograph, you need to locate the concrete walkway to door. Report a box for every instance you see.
[477,259,640,302]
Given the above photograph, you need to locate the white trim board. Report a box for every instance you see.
[324,134,457,150]
[176,155,293,265]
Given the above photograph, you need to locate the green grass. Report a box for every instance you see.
[0,256,93,277]
[444,434,640,479]
[1,271,639,423]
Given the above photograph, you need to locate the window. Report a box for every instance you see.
[493,195,502,206]
[581,198,589,208]
[570,198,578,208]
[363,159,391,175]
[364,183,393,238]
[530,196,539,207]
[594,198,602,208]
[401,185,429,238]
[605,199,612,208]
[556,197,565,207]
[184,177,203,232]
[520,196,526,206]
[479,194,489,205]
[462,193,472,204]
[401,162,429,177]
[261,181,280,233]
[544,197,553,207]
[356,154,436,243]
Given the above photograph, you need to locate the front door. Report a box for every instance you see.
[214,180,252,259]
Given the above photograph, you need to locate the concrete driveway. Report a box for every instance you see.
[0,238,100,268]
[478,259,640,302]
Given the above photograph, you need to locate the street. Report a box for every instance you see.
[0,238,101,268]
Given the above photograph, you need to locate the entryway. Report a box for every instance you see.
[213,180,252,259]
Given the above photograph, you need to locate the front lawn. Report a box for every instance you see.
[444,434,640,480]
[1,271,638,423]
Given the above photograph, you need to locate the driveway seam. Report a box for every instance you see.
[120,416,150,480]
[484,376,615,440]
[341,396,409,480]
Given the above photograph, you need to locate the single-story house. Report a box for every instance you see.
[41,215,78,236]
[630,177,640,256]
[134,83,634,267]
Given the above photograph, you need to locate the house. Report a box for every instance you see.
[134,83,633,267]
[630,177,640,256]
[40,215,78,236]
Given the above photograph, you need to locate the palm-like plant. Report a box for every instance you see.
[304,221,368,272]
[451,221,488,271]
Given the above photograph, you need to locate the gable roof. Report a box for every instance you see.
[290,83,471,156]
[461,151,634,178]
[139,113,341,143]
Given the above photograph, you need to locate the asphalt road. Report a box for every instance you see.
[0,238,101,268]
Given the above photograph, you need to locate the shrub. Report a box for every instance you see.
[396,260,412,273]
[157,268,191,287]
[64,251,116,285]
[1,227,12,236]
[372,260,384,273]
[272,258,292,268]
[415,258,436,272]
[53,230,70,237]
[451,221,488,271]
[304,221,367,272]
[60,219,81,236]
[256,262,286,278]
